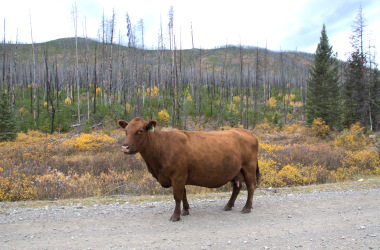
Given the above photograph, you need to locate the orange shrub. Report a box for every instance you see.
[145,86,159,98]
[333,122,368,151]
[277,165,304,186]
[283,123,301,134]
[342,149,380,175]
[268,97,277,109]
[62,131,117,152]
[253,123,278,134]
[0,168,37,201]
[312,118,330,138]
[258,158,284,187]
[158,109,170,127]
[232,96,241,102]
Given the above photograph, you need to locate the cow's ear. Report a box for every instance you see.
[145,120,157,132]
[118,120,128,129]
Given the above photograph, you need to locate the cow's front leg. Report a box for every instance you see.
[170,182,185,222]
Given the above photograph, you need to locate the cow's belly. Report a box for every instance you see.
[186,159,241,188]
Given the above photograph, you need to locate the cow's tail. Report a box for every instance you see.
[256,160,261,186]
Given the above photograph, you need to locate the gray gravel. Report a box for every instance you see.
[1,184,379,249]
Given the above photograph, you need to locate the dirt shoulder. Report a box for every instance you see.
[1,178,379,249]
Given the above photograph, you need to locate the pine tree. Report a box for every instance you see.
[343,6,371,128]
[0,90,17,142]
[369,68,380,131]
[342,50,362,127]
[306,24,341,129]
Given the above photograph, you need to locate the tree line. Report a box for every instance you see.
[306,6,379,132]
[0,6,379,141]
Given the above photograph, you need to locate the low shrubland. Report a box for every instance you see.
[0,121,379,201]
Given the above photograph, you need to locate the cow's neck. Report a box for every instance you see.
[139,130,164,167]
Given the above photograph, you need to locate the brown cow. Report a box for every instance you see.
[118,117,260,221]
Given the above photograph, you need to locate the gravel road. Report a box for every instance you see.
[1,180,379,249]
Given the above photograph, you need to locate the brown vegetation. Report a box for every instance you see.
[0,122,379,201]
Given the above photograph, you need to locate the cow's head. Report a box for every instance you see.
[118,117,157,154]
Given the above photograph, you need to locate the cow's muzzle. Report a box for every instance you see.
[121,145,135,154]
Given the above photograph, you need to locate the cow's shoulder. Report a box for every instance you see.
[160,130,189,145]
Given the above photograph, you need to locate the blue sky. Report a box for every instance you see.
[1,0,379,63]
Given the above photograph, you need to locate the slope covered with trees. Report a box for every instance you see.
[0,36,315,134]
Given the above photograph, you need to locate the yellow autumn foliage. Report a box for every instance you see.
[268,97,277,109]
[232,96,241,102]
[253,123,279,134]
[333,122,368,151]
[277,165,304,186]
[227,102,239,115]
[283,123,301,134]
[283,93,295,105]
[158,109,170,127]
[312,118,330,138]
[125,103,132,113]
[96,87,101,96]
[0,118,379,201]
[62,131,117,151]
[0,168,37,201]
[145,86,159,98]
[64,97,72,105]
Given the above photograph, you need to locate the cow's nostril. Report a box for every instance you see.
[121,145,130,152]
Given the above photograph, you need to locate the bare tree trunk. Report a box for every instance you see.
[29,10,36,125]
[44,49,55,134]
[218,46,228,126]
[169,6,175,127]
[263,42,268,115]
[280,51,287,124]
[73,3,80,124]
[245,64,250,129]
[108,8,115,106]
[55,56,59,115]
[84,17,90,121]
[2,18,5,87]
[139,18,146,109]
[198,48,202,124]
[93,44,97,114]
[239,44,244,126]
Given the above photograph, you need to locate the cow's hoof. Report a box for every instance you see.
[223,206,232,211]
[181,210,190,216]
[241,208,251,214]
[169,216,180,222]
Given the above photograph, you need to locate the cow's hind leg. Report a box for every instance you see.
[223,179,242,211]
[181,188,190,216]
[241,165,258,213]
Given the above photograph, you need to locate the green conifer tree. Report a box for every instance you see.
[342,50,362,128]
[0,90,17,141]
[306,24,341,129]
[343,6,372,129]
[369,68,380,131]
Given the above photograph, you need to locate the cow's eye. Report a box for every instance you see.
[137,129,143,135]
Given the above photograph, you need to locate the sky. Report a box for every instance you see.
[1,0,379,64]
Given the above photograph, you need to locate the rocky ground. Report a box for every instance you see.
[1,178,379,249]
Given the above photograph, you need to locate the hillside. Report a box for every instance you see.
[1,37,315,80]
